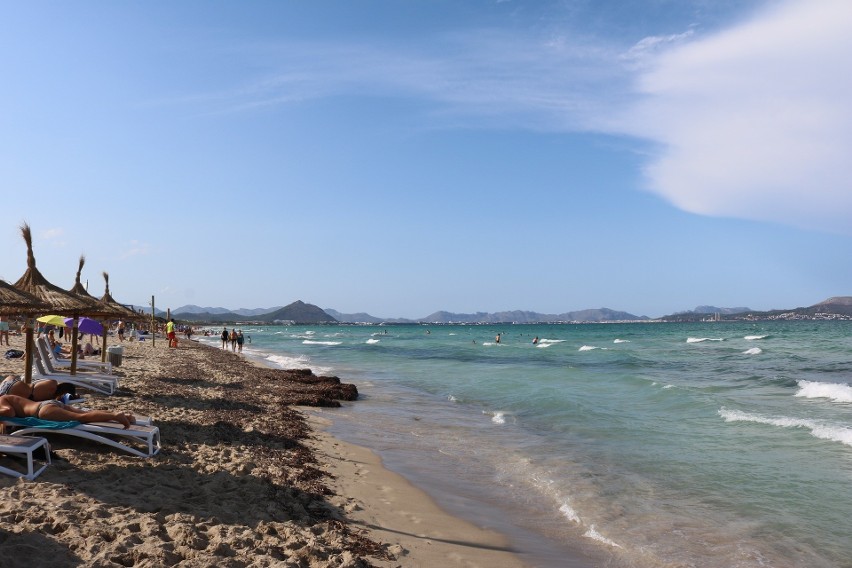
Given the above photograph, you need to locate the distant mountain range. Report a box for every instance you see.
[164,296,852,325]
[173,301,335,324]
[171,305,285,317]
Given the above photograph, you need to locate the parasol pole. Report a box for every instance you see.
[70,316,79,375]
[101,322,108,364]
[151,295,155,347]
[23,317,34,385]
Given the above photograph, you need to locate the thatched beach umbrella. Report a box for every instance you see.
[100,271,147,348]
[100,271,140,321]
[0,279,50,316]
[13,224,95,383]
[0,280,49,375]
[68,255,128,364]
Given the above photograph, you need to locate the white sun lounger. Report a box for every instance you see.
[38,336,113,375]
[0,434,51,480]
[32,351,118,396]
[1,419,160,459]
[36,337,117,380]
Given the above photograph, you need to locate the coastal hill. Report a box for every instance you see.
[412,308,646,324]
[170,296,852,325]
[174,300,336,324]
[659,296,852,321]
[174,305,285,317]
[174,305,647,324]
[809,296,852,315]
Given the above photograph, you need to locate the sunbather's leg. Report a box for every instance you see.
[36,400,133,429]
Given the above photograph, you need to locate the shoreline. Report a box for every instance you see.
[0,332,534,566]
[307,412,531,568]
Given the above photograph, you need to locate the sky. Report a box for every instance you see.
[2,0,851,319]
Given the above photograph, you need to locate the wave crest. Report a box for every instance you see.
[795,380,852,403]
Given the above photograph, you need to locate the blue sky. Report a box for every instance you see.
[2,0,851,319]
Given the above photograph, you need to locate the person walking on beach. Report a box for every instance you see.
[117,319,126,341]
[0,316,9,346]
[230,329,238,351]
[220,327,228,349]
[236,330,244,353]
[166,318,177,348]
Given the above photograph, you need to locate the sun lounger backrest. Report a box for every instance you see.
[35,337,59,373]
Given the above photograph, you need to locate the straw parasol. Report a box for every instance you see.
[100,271,141,321]
[13,223,96,383]
[68,255,129,363]
[0,280,49,376]
[0,279,50,316]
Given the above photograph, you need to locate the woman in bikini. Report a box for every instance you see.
[0,394,134,428]
[0,376,77,401]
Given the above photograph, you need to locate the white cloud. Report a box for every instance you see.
[120,240,150,259]
[41,227,67,247]
[171,1,852,235]
[620,28,696,68]
[618,0,852,234]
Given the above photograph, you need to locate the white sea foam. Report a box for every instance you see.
[579,345,597,351]
[491,412,506,425]
[447,395,458,402]
[366,338,380,344]
[302,340,342,346]
[687,337,724,343]
[719,407,852,448]
[536,343,552,348]
[613,338,630,343]
[795,380,852,403]
[538,339,565,344]
[744,335,768,340]
[743,347,763,355]
[266,353,334,375]
[584,525,622,548]
[558,502,580,523]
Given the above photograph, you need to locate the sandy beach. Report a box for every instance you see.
[0,332,529,567]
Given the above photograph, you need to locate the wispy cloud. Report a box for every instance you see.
[120,240,150,259]
[171,30,625,130]
[617,0,852,234]
[41,227,67,247]
[168,0,852,235]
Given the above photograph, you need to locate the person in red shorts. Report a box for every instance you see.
[166,318,177,348]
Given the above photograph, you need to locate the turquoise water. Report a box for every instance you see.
[202,321,852,567]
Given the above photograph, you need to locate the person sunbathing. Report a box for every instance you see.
[0,394,134,429]
[0,376,77,401]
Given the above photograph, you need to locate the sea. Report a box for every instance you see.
[199,320,852,568]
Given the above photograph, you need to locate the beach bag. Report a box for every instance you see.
[4,349,24,359]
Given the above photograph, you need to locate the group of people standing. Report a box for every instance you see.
[220,327,245,352]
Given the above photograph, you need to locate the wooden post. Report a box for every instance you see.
[101,319,108,364]
[23,317,34,385]
[70,317,79,375]
[151,295,155,347]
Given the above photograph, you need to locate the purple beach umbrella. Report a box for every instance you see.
[66,316,103,336]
